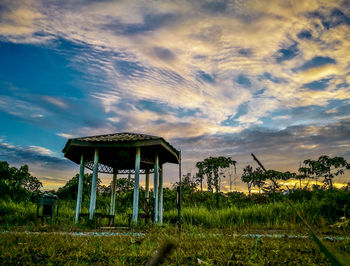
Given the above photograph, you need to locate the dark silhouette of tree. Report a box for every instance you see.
[253,167,266,193]
[0,161,42,201]
[303,155,350,188]
[195,161,205,191]
[241,166,266,195]
[241,165,254,195]
[297,164,309,189]
[264,170,295,192]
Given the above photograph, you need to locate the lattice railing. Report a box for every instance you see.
[84,161,154,174]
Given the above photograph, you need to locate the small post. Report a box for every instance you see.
[154,151,159,223]
[177,151,182,228]
[110,170,117,216]
[75,153,84,224]
[89,148,99,220]
[132,147,141,223]
[158,164,164,224]
[145,168,150,203]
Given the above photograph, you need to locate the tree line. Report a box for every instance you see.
[1,154,349,205]
[241,155,350,195]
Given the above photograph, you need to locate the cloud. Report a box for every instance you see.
[57,133,74,139]
[300,144,318,149]
[0,0,350,188]
[0,95,48,120]
[175,117,350,176]
[0,140,71,168]
[0,0,49,43]
[27,145,54,156]
[272,115,291,120]
[2,0,342,129]
[297,64,339,83]
[42,96,69,109]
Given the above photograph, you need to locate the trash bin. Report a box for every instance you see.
[37,194,59,218]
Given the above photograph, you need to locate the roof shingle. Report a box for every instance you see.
[74,132,160,142]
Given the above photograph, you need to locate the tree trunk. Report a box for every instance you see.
[216,192,219,208]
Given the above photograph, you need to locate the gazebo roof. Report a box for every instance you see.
[62,132,180,174]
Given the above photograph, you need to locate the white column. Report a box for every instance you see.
[89,148,99,220]
[132,147,141,223]
[158,164,164,224]
[153,151,159,223]
[145,168,150,203]
[75,153,84,224]
[109,171,117,216]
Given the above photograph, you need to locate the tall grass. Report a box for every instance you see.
[0,200,36,225]
[164,201,322,228]
[0,198,331,229]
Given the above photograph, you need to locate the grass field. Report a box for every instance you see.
[1,228,350,265]
[1,197,350,264]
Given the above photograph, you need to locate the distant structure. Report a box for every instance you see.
[62,132,180,225]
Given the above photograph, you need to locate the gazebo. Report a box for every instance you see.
[62,132,180,225]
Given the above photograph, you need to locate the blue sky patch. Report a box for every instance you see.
[233,102,249,119]
[137,99,170,114]
[298,56,336,71]
[0,41,83,98]
[276,43,298,63]
[115,60,145,77]
[302,78,332,91]
[198,70,215,83]
[262,72,284,83]
[297,30,312,39]
[236,74,251,87]
[238,48,252,57]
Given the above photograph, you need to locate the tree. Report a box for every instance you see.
[197,156,237,193]
[115,177,134,193]
[241,165,254,195]
[303,155,350,189]
[195,161,205,191]
[56,173,97,200]
[263,170,295,193]
[253,167,266,193]
[241,166,266,195]
[297,164,309,189]
[0,161,42,202]
[172,172,198,193]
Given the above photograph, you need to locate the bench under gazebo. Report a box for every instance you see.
[62,132,180,225]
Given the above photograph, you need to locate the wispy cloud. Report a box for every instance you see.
[0,0,349,187]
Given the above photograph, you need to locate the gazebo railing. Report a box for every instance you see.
[84,161,154,174]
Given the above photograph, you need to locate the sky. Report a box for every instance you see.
[0,0,350,192]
